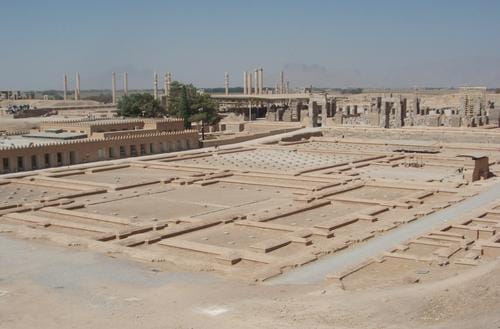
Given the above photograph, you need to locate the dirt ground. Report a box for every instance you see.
[0,117,61,132]
[0,99,99,108]
[0,235,498,329]
[0,99,101,132]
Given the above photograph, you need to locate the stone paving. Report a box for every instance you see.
[0,132,499,282]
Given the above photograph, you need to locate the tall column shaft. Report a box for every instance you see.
[163,73,168,96]
[321,94,328,127]
[63,74,68,101]
[224,72,229,95]
[254,70,258,95]
[111,72,116,104]
[248,72,253,95]
[166,72,172,97]
[248,72,252,94]
[256,69,260,94]
[243,71,247,94]
[153,72,158,100]
[259,68,263,94]
[75,72,80,101]
[124,72,128,96]
[280,71,285,94]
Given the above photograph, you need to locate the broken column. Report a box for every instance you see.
[321,94,328,127]
[393,97,404,128]
[308,100,319,127]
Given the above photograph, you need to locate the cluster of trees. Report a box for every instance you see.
[338,88,363,95]
[83,93,113,104]
[167,82,219,128]
[116,82,219,129]
[116,93,163,117]
[40,90,63,100]
[203,87,243,94]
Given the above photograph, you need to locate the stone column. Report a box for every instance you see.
[167,72,172,96]
[321,94,328,127]
[259,68,263,94]
[163,73,168,96]
[308,101,318,127]
[254,69,259,95]
[75,72,80,101]
[63,74,68,101]
[280,71,285,94]
[255,69,260,94]
[123,72,128,96]
[111,72,116,104]
[243,71,247,95]
[153,72,158,100]
[394,98,403,128]
[248,72,252,94]
[248,72,253,95]
[224,72,229,95]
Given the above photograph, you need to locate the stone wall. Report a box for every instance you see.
[201,127,300,148]
[325,92,491,129]
[39,118,185,136]
[13,108,56,118]
[322,127,500,144]
[0,130,199,174]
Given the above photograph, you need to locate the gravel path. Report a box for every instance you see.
[269,181,500,285]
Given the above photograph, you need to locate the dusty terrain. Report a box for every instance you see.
[1,127,499,328]
[0,99,100,109]
[0,235,499,329]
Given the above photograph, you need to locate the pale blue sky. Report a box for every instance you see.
[1,0,500,90]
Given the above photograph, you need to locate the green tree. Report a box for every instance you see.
[40,90,64,100]
[167,82,219,129]
[179,86,191,128]
[117,93,164,118]
[83,93,113,104]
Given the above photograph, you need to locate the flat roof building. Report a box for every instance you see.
[0,118,198,174]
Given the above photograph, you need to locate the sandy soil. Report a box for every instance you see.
[0,100,101,132]
[0,100,99,108]
[0,235,498,329]
[0,116,85,132]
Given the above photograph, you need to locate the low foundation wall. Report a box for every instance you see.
[13,109,56,118]
[322,127,500,144]
[201,127,301,147]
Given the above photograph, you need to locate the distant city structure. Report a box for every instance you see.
[213,80,498,129]
[0,90,35,100]
[327,87,490,128]
[1,68,499,177]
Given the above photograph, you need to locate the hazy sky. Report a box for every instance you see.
[1,0,500,90]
